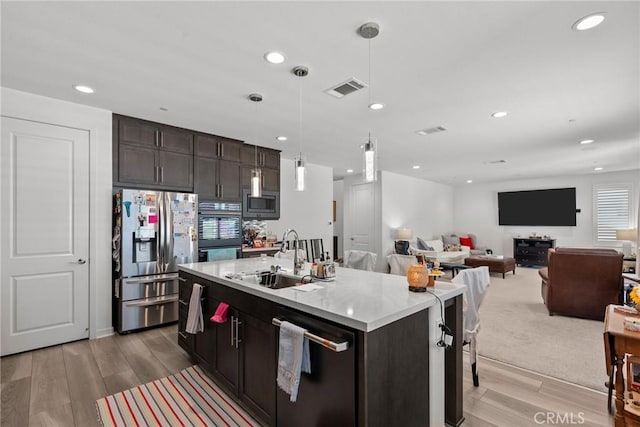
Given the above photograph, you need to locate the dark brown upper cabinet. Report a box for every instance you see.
[114,115,194,191]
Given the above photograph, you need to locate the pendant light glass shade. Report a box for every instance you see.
[248,94,263,196]
[295,156,305,191]
[250,168,262,197]
[363,137,377,182]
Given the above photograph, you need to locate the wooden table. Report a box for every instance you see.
[604,305,640,426]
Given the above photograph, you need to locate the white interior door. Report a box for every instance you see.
[348,182,374,252]
[1,117,90,356]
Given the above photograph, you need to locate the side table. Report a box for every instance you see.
[604,305,640,426]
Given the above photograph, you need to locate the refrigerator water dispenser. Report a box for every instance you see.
[133,230,157,263]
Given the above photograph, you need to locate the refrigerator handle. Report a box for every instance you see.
[165,193,175,271]
[157,192,165,272]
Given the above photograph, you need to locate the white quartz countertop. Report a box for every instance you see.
[179,257,464,332]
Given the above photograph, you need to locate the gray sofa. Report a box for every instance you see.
[442,232,488,256]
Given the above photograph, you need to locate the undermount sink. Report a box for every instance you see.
[228,270,317,290]
[264,273,316,290]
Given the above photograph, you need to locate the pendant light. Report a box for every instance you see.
[248,93,263,197]
[359,22,381,183]
[292,65,309,192]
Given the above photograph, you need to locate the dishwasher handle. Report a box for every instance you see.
[272,318,349,353]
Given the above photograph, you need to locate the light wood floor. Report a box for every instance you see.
[1,324,613,426]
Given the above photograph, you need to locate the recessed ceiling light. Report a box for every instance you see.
[594,167,604,171]
[412,165,420,169]
[573,13,606,31]
[466,180,473,184]
[276,136,287,141]
[346,169,354,173]
[73,84,94,94]
[579,139,594,145]
[264,51,285,64]
[368,103,385,110]
[159,107,168,112]
[491,111,508,118]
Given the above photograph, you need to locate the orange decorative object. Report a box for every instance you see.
[407,263,429,292]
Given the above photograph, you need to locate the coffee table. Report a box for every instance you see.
[439,262,469,277]
[464,255,516,278]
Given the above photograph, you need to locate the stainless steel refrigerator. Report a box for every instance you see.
[112,189,198,333]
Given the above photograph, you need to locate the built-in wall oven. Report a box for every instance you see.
[198,201,242,262]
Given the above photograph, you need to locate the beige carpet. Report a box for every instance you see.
[459,266,606,392]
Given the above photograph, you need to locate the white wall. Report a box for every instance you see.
[1,87,113,338]
[452,170,640,256]
[265,159,334,258]
[381,171,455,262]
[333,179,344,258]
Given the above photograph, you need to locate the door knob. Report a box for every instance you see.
[77,259,87,264]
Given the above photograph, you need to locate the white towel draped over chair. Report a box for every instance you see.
[343,250,377,271]
[387,254,418,276]
[451,266,490,387]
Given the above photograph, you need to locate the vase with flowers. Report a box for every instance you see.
[630,286,640,312]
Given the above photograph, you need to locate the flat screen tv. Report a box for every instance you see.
[497,188,577,226]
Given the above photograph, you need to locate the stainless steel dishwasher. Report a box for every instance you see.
[274,307,356,427]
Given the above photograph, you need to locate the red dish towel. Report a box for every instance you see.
[211,302,229,323]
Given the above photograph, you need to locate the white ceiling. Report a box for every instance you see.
[2,1,639,185]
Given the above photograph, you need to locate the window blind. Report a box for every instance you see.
[595,184,631,242]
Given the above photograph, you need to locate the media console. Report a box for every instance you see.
[513,238,556,267]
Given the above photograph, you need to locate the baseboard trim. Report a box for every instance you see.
[95,327,114,339]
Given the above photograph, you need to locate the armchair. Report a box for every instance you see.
[539,247,623,320]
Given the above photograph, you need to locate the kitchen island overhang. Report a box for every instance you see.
[178,258,465,426]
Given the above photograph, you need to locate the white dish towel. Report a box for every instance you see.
[185,283,204,334]
[277,321,311,402]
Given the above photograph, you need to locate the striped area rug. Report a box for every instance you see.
[96,365,260,427]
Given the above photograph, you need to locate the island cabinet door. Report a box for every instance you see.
[192,297,216,371]
[275,308,356,427]
[239,312,276,425]
[212,304,240,395]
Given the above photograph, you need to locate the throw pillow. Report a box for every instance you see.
[417,237,433,251]
[442,234,460,245]
[459,236,474,249]
[444,243,461,252]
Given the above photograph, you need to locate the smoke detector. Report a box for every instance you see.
[248,93,263,102]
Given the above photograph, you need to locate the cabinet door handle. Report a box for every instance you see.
[235,319,242,348]
[160,167,164,183]
[178,277,187,282]
[154,166,159,182]
[230,315,235,347]
[159,132,164,148]
[220,184,223,199]
[155,130,160,147]
[178,331,188,339]
[216,142,221,157]
[220,143,224,158]
[178,299,188,306]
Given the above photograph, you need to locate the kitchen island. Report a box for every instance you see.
[178,258,465,427]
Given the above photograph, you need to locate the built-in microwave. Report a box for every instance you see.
[242,189,280,219]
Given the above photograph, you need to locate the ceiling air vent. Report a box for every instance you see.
[325,78,368,98]
[486,159,507,164]
[416,126,447,136]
